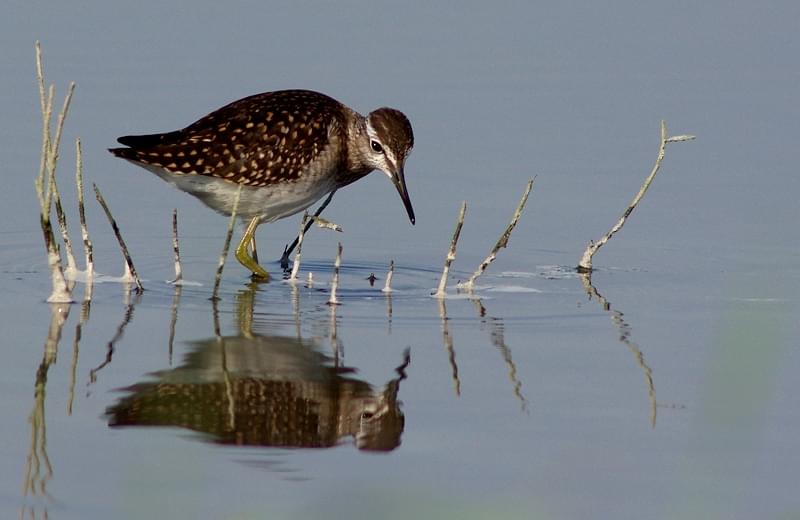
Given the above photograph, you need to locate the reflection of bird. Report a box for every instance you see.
[106,335,408,452]
[110,89,416,280]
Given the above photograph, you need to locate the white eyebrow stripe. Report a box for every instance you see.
[366,120,378,140]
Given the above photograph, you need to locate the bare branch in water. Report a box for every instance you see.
[460,179,535,291]
[578,121,696,271]
[434,201,467,298]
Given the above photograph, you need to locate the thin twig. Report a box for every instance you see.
[169,209,183,283]
[434,201,467,298]
[211,184,243,300]
[382,260,395,293]
[93,183,143,292]
[328,242,343,305]
[578,121,696,271]
[75,138,93,278]
[460,179,535,290]
[281,189,337,268]
[289,212,310,282]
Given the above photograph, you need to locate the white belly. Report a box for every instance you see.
[139,163,338,222]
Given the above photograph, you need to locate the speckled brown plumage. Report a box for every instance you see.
[111,90,350,187]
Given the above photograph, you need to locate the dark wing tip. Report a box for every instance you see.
[116,130,183,149]
[108,147,137,160]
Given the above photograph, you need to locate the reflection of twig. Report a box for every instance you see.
[471,299,529,412]
[67,292,91,415]
[219,340,236,431]
[234,283,257,339]
[437,298,461,396]
[88,295,140,384]
[385,289,393,334]
[578,121,696,271]
[328,242,342,306]
[23,303,70,505]
[168,284,182,365]
[460,179,535,291]
[579,272,657,427]
[329,302,343,366]
[435,201,466,298]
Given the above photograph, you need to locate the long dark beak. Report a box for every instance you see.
[391,166,415,225]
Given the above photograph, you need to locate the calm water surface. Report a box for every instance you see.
[2,2,799,519]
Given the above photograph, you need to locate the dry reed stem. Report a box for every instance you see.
[44,82,75,219]
[53,173,77,274]
[93,184,143,291]
[577,121,696,271]
[382,260,395,293]
[460,179,535,291]
[434,201,467,298]
[211,184,243,300]
[34,42,73,302]
[327,242,343,305]
[75,138,93,277]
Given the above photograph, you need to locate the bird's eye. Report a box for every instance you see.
[370,140,383,153]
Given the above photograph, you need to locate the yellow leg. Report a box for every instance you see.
[235,217,270,280]
[250,234,259,264]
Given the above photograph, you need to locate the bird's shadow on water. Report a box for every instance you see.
[19,263,662,514]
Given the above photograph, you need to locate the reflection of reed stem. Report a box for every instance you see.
[290,283,302,340]
[329,302,342,366]
[220,341,236,431]
[328,242,342,306]
[168,284,182,365]
[24,302,70,502]
[88,295,139,384]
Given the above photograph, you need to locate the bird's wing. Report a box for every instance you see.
[110,90,348,187]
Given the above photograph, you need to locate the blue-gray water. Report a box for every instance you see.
[2,2,799,519]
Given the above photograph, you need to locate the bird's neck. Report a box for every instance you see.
[342,111,374,178]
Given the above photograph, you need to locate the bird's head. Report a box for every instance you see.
[363,107,415,225]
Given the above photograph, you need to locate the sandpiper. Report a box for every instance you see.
[109,89,415,280]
